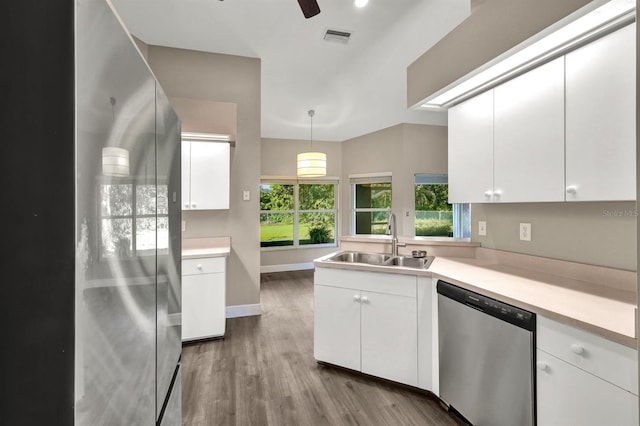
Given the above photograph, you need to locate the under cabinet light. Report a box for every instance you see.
[418,0,636,109]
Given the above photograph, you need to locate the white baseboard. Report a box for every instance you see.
[260,262,315,273]
[226,303,262,319]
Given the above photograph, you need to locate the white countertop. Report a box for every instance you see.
[315,251,637,348]
[182,237,231,259]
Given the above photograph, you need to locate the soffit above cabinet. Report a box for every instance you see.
[407,0,594,108]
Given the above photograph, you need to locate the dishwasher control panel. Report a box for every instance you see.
[439,280,535,331]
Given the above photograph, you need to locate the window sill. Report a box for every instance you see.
[260,243,338,252]
[339,235,479,247]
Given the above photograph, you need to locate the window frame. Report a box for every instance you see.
[98,177,169,259]
[414,173,470,239]
[350,174,393,235]
[260,179,339,250]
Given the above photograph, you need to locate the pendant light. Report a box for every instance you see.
[297,109,326,177]
[102,97,130,177]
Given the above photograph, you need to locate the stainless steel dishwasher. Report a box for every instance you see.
[437,280,536,426]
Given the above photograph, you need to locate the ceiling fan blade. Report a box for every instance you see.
[298,0,321,18]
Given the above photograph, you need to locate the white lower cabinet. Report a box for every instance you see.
[182,257,226,341]
[314,267,418,387]
[537,316,638,426]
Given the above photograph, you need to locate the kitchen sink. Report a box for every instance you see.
[324,251,434,270]
[325,251,392,265]
[383,255,435,269]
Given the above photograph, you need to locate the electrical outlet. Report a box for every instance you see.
[181,220,186,232]
[243,190,250,201]
[520,223,532,241]
[478,221,487,236]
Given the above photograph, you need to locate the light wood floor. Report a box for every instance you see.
[181,270,461,426]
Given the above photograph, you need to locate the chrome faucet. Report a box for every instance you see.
[386,213,406,257]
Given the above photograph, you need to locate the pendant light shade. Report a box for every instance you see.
[102,147,130,177]
[297,151,327,177]
[297,109,326,177]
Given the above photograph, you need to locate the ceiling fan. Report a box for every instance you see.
[298,0,321,18]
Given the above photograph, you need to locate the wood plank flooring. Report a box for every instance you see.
[181,270,461,426]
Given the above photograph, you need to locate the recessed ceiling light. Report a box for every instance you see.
[355,0,369,8]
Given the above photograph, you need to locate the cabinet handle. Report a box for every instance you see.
[571,344,585,355]
[197,264,203,270]
[537,362,549,371]
[492,190,502,200]
[353,295,361,303]
[184,203,189,209]
[566,185,577,195]
[361,296,369,304]
[484,191,492,200]
[191,203,197,208]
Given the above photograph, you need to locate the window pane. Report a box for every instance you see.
[136,185,157,215]
[101,184,132,216]
[157,216,169,253]
[260,184,294,211]
[299,212,335,245]
[157,185,169,215]
[355,211,390,235]
[355,183,391,209]
[260,212,294,247]
[101,218,132,258]
[415,184,453,237]
[136,217,157,254]
[299,184,335,210]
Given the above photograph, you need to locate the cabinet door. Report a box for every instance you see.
[181,142,191,210]
[190,142,230,210]
[537,349,639,426]
[182,272,226,340]
[448,89,495,203]
[494,57,565,202]
[313,285,361,371]
[565,23,636,201]
[361,291,417,386]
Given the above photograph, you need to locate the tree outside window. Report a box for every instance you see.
[414,174,470,238]
[260,182,337,248]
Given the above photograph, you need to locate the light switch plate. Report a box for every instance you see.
[243,190,250,201]
[520,223,532,241]
[181,220,186,232]
[478,221,487,236]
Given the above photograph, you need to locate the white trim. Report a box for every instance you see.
[260,262,315,273]
[261,175,340,181]
[348,171,392,179]
[225,303,262,318]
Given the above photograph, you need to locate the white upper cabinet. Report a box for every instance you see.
[565,23,636,201]
[448,90,495,204]
[493,57,566,202]
[182,141,230,210]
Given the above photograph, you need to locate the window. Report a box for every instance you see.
[100,182,169,258]
[260,181,337,248]
[414,174,470,238]
[351,176,392,235]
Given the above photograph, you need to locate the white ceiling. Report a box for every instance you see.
[111,0,470,141]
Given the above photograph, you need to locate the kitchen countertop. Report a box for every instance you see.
[182,236,231,259]
[314,251,637,348]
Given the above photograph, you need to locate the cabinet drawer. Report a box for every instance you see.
[537,316,637,394]
[314,267,416,298]
[182,257,226,276]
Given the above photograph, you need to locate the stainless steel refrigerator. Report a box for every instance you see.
[2,0,182,424]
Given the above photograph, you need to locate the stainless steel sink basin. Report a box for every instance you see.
[383,255,435,269]
[325,251,434,270]
[326,251,392,265]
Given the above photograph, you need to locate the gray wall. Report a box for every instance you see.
[472,202,637,271]
[260,138,343,267]
[341,123,449,237]
[146,45,261,307]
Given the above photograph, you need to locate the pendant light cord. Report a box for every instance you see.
[308,109,314,151]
